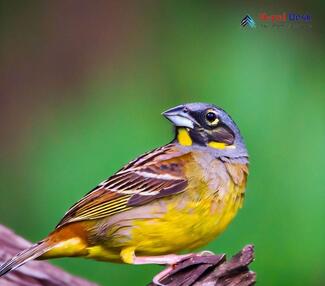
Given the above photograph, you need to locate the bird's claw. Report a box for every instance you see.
[198,250,215,256]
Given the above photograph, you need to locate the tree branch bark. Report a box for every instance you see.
[149,245,256,286]
[0,225,256,286]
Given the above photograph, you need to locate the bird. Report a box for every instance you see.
[0,102,249,284]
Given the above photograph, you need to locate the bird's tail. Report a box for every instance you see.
[0,224,88,277]
[0,240,51,277]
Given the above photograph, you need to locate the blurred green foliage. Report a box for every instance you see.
[0,1,324,285]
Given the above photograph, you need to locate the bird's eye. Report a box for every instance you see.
[205,111,218,124]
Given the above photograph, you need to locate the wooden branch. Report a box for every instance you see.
[0,225,256,286]
[149,245,256,286]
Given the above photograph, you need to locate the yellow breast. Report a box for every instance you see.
[129,157,247,255]
[128,183,244,255]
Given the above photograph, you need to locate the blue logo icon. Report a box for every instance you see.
[241,15,256,28]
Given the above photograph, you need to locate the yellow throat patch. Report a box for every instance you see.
[177,128,192,146]
[208,141,236,150]
[208,141,226,149]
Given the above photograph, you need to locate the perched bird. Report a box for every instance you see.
[0,103,249,284]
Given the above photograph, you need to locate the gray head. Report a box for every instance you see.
[163,102,248,160]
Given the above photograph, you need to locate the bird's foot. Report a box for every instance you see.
[120,247,216,286]
[132,253,193,266]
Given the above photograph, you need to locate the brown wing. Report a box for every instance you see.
[56,144,190,228]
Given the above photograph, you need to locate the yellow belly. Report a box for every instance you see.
[129,181,244,255]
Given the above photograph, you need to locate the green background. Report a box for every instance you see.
[0,2,324,285]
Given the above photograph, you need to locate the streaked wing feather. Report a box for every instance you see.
[127,180,187,206]
[57,144,189,228]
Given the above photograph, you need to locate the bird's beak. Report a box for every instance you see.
[162,105,198,129]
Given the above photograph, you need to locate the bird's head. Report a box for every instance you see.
[163,102,248,159]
